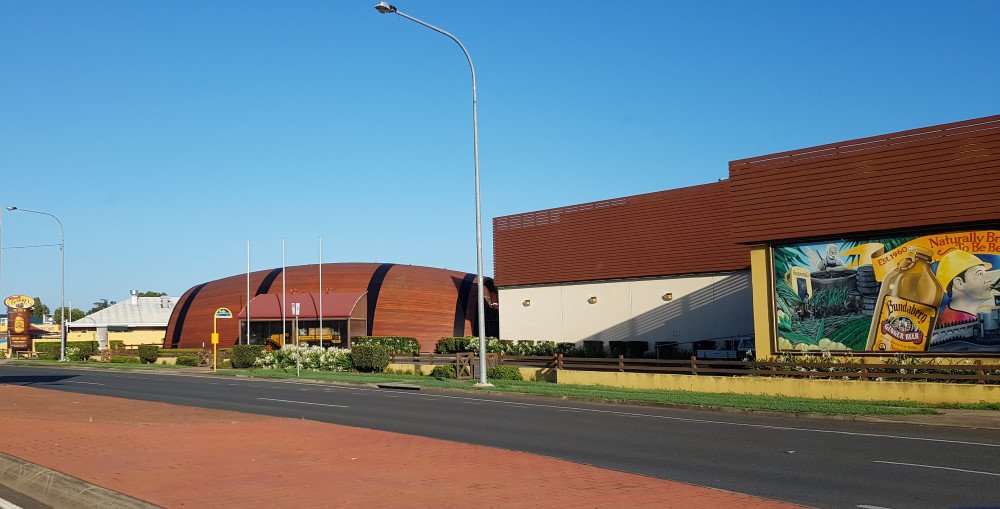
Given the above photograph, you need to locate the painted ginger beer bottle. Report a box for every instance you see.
[865,246,943,352]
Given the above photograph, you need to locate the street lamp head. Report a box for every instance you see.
[374,2,397,14]
[6,206,17,211]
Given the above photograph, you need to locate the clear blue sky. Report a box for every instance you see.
[1,1,998,312]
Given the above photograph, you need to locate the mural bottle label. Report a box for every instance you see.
[865,246,943,352]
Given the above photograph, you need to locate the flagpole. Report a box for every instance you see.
[282,238,286,349]
[246,240,251,345]
[319,236,323,349]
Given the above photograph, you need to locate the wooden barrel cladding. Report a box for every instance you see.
[164,263,499,352]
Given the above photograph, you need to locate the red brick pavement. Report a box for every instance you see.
[0,384,804,508]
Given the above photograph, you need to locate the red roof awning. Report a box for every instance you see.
[237,292,366,320]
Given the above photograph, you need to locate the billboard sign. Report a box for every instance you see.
[4,295,35,309]
[773,230,1000,354]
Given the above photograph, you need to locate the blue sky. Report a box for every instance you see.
[1,1,998,312]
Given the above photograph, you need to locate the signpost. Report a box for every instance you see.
[213,308,233,372]
[5,295,36,352]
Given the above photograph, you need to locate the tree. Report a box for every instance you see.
[137,291,167,297]
[88,299,114,314]
[30,297,50,321]
[52,307,86,324]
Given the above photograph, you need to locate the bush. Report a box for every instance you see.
[487,365,523,381]
[351,336,420,355]
[68,342,99,361]
[583,341,606,358]
[111,356,140,364]
[230,344,264,369]
[608,341,627,357]
[109,340,125,349]
[430,364,457,380]
[627,341,649,358]
[35,341,98,361]
[156,348,207,357]
[435,337,474,354]
[138,345,159,364]
[556,343,576,355]
[254,345,352,371]
[176,355,199,367]
[350,345,391,373]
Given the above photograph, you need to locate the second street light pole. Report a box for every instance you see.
[375,2,491,386]
[6,206,66,361]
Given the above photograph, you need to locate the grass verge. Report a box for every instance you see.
[225,368,959,416]
[7,361,997,415]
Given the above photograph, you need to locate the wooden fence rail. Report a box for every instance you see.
[390,353,1000,384]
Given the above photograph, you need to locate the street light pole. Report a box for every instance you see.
[375,2,491,386]
[6,206,66,361]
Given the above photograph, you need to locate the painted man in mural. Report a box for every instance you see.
[936,250,993,324]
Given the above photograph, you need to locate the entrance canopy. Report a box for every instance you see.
[237,292,366,320]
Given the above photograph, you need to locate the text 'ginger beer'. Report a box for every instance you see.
[866,246,943,352]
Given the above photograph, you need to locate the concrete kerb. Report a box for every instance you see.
[0,452,161,509]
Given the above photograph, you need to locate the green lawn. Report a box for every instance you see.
[8,360,998,415]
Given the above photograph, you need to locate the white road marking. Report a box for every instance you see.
[258,397,348,408]
[856,505,894,509]
[873,460,1000,477]
[37,369,1000,450]
[65,381,105,386]
[0,497,23,509]
[315,385,1000,449]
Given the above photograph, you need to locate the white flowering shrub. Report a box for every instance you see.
[254,345,352,371]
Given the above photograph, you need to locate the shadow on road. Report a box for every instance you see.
[0,375,76,385]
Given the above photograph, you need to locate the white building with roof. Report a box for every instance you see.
[65,291,179,348]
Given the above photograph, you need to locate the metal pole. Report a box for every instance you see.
[6,207,66,361]
[376,3,491,386]
[60,223,65,361]
[282,238,286,347]
[0,205,4,301]
[246,240,250,345]
[319,236,323,349]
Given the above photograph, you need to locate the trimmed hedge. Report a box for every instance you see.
[156,348,208,357]
[176,355,199,367]
[351,336,420,355]
[111,356,140,364]
[350,345,391,373]
[487,365,523,381]
[435,337,473,354]
[430,364,457,380]
[230,345,264,369]
[35,341,97,359]
[138,345,159,364]
[583,341,606,358]
[436,337,575,356]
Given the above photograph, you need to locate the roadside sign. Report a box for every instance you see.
[291,302,300,316]
[4,295,36,309]
[215,308,233,319]
[211,333,220,345]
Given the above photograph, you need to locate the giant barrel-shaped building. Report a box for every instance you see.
[164,263,499,352]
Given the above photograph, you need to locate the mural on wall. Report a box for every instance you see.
[774,231,1000,354]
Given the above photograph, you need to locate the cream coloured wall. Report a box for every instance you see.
[61,330,165,346]
[499,272,753,346]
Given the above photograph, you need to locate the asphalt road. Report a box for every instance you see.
[2,366,998,509]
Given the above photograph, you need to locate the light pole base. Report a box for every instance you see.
[474,382,494,388]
